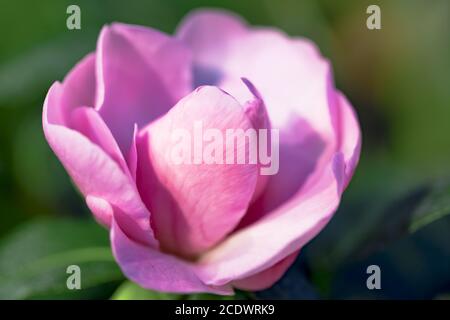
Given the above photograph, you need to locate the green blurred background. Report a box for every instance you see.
[0,0,449,299]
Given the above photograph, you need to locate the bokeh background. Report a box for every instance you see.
[0,0,449,299]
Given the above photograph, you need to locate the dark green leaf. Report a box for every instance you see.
[0,218,124,299]
[410,180,450,232]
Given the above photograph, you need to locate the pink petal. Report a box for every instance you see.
[241,78,271,202]
[175,10,361,288]
[194,93,361,286]
[112,23,192,100]
[335,92,362,190]
[176,9,337,140]
[127,124,139,181]
[176,9,247,82]
[43,82,157,246]
[95,23,191,153]
[239,118,327,227]
[111,218,232,294]
[136,86,258,257]
[57,52,134,177]
[195,153,346,286]
[58,53,97,125]
[86,195,113,228]
[232,251,299,291]
[178,9,340,224]
[70,107,129,175]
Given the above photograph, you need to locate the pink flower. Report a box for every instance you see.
[43,9,361,294]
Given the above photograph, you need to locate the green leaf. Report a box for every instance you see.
[305,161,419,295]
[352,179,450,259]
[0,218,124,299]
[306,173,450,298]
[306,166,450,297]
[410,180,450,232]
[111,281,252,300]
[111,281,183,300]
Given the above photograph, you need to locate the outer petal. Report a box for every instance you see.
[136,86,258,257]
[239,118,326,227]
[232,250,299,291]
[176,9,337,140]
[241,78,271,202]
[111,23,192,100]
[58,53,97,125]
[95,23,191,153]
[195,153,346,286]
[55,52,134,177]
[43,82,157,246]
[335,92,362,190]
[176,9,247,87]
[70,107,129,175]
[111,218,232,294]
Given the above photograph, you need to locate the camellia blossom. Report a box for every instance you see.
[43,9,361,294]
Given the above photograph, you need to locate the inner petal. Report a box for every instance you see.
[135,86,259,258]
